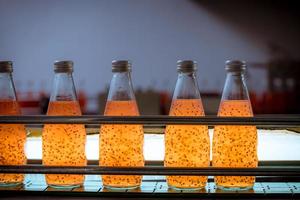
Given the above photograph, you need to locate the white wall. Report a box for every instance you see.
[0,0,299,95]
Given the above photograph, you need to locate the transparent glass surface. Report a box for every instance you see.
[0,71,26,186]
[165,68,210,190]
[213,64,258,190]
[42,70,86,188]
[99,67,144,189]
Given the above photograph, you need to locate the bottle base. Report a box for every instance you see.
[168,184,205,191]
[217,185,253,191]
[48,183,82,189]
[0,182,22,187]
[103,184,140,190]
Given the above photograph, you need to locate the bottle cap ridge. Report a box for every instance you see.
[177,60,197,73]
[112,60,132,72]
[0,61,13,73]
[54,60,74,73]
[225,60,246,72]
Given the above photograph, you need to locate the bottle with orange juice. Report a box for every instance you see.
[99,60,144,189]
[42,61,86,188]
[212,60,258,190]
[164,60,210,190]
[0,61,27,186]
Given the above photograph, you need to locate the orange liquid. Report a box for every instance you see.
[42,101,86,186]
[212,100,258,189]
[0,100,26,185]
[99,100,144,188]
[165,99,210,189]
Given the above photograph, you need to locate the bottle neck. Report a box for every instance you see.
[172,72,201,99]
[221,71,250,101]
[0,72,17,101]
[50,72,77,101]
[107,71,136,101]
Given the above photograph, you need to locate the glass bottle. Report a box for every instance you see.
[164,60,210,190]
[99,60,144,189]
[42,61,86,188]
[0,61,27,187]
[212,60,258,190]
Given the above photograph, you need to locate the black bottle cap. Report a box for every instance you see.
[225,60,246,72]
[177,60,197,73]
[112,60,132,72]
[0,61,13,73]
[54,60,74,73]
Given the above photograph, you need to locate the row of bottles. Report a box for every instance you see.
[165,60,257,190]
[0,60,257,191]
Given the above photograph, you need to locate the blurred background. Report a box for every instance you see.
[0,0,299,115]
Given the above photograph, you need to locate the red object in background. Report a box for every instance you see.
[249,91,259,114]
[18,98,41,115]
[261,92,273,114]
[159,91,171,115]
[286,91,297,113]
[260,91,287,114]
[78,90,87,114]
[272,92,286,113]
[18,100,40,108]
